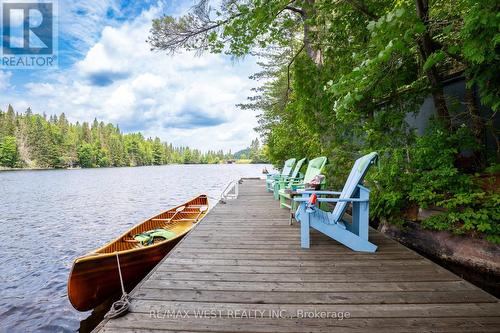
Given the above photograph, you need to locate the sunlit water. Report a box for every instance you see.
[0,164,270,332]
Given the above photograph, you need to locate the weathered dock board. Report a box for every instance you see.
[95,178,500,332]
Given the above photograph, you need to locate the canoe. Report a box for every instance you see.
[68,195,209,311]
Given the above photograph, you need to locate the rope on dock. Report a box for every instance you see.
[104,253,130,319]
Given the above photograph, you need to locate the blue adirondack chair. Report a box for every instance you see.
[294,152,379,252]
[272,157,307,200]
[265,158,296,192]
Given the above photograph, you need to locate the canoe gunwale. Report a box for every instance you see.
[72,194,209,264]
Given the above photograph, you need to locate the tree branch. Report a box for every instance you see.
[149,9,243,54]
[284,6,305,17]
[342,0,379,20]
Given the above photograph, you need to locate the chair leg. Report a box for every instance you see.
[273,182,280,200]
[351,186,370,240]
[351,201,360,236]
[301,212,310,248]
[331,227,377,252]
[279,194,287,208]
[311,219,377,252]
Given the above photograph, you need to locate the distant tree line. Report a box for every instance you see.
[0,105,267,169]
[233,139,269,163]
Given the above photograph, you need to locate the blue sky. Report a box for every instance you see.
[0,0,260,151]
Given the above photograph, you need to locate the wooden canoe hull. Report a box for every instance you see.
[68,195,208,311]
[68,238,179,311]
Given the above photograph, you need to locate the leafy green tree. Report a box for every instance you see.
[94,141,110,167]
[152,137,165,165]
[148,0,499,242]
[0,105,17,136]
[249,139,259,161]
[0,136,19,167]
[182,147,193,164]
[77,143,94,168]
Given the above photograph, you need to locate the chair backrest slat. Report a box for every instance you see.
[331,152,378,222]
[282,158,296,176]
[303,156,327,184]
[290,157,307,179]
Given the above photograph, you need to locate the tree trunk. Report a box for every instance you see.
[302,0,323,68]
[303,24,323,67]
[415,0,451,129]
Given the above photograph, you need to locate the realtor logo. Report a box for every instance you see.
[1,0,58,68]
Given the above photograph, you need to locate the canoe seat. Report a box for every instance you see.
[175,218,198,222]
[151,218,172,222]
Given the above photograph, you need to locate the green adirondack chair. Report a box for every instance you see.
[272,157,307,200]
[265,158,296,192]
[294,152,379,252]
[277,156,327,210]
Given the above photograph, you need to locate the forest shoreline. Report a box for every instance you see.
[0,107,269,169]
[0,161,264,172]
[0,166,58,172]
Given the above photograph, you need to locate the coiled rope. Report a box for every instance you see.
[104,253,130,319]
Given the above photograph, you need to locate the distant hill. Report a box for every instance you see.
[233,148,250,159]
[233,139,269,163]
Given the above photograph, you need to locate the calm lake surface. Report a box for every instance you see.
[0,164,270,332]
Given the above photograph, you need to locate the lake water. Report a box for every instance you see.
[0,164,269,332]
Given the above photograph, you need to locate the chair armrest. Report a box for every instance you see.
[289,179,304,186]
[266,173,277,180]
[290,183,305,191]
[294,197,368,203]
[283,176,303,182]
[296,190,342,195]
[278,178,303,188]
[277,179,288,189]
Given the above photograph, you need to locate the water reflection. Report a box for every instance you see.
[0,164,268,332]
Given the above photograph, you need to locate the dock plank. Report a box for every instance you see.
[100,315,500,333]
[133,289,497,304]
[94,178,500,333]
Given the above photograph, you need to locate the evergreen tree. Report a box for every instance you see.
[152,137,165,165]
[0,136,19,167]
[77,143,94,168]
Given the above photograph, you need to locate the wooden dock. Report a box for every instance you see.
[95,178,500,332]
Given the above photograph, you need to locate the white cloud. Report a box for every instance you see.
[131,73,166,92]
[4,2,260,152]
[25,82,56,96]
[0,71,12,90]
[58,0,121,56]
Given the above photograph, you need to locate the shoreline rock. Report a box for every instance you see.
[379,219,500,297]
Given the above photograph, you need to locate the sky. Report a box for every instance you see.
[0,0,260,152]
